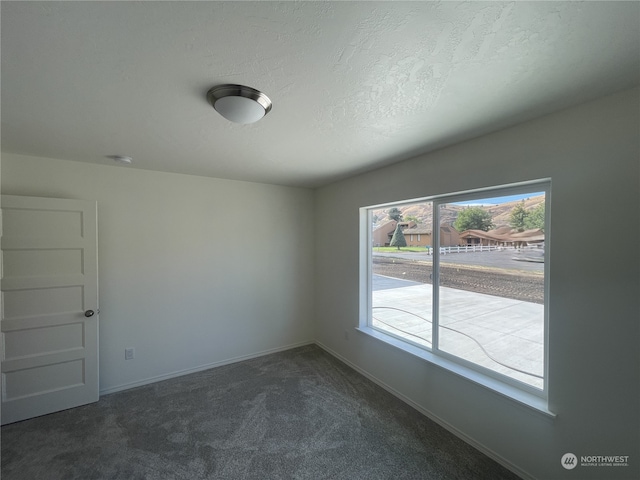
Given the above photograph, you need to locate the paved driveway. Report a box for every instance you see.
[374,248,544,272]
[372,274,421,291]
[371,274,544,389]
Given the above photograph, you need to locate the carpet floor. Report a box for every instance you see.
[1,345,521,479]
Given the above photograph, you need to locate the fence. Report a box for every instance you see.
[426,245,543,255]
[427,245,500,255]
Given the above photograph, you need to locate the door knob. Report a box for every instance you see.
[85,310,95,317]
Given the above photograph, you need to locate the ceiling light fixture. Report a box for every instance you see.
[207,84,272,124]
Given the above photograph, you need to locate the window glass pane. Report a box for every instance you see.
[437,192,545,389]
[370,202,433,349]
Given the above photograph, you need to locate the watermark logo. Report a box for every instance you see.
[561,453,630,469]
[561,453,577,470]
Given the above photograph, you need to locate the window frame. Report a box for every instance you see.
[359,179,553,416]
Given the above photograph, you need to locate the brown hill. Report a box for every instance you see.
[373,194,545,230]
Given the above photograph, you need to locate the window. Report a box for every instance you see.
[361,181,550,407]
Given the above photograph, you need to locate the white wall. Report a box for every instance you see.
[314,87,639,480]
[1,156,315,393]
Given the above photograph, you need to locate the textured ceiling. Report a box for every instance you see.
[2,1,639,187]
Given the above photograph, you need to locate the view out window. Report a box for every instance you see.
[363,181,549,396]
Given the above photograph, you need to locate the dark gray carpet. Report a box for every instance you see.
[1,345,521,479]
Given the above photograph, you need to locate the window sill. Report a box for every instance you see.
[356,326,556,419]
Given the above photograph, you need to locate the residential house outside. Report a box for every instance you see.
[372,220,416,247]
[459,227,544,248]
[401,225,462,247]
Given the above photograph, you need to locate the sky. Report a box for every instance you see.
[453,192,544,206]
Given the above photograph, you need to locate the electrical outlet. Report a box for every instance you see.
[125,348,135,360]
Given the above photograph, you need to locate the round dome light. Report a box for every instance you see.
[207,84,272,124]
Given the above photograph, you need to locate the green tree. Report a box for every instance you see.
[388,207,403,222]
[389,224,407,250]
[453,207,494,232]
[509,201,529,231]
[404,214,420,224]
[524,203,545,230]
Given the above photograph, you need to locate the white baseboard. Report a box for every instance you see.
[314,341,535,480]
[99,340,315,396]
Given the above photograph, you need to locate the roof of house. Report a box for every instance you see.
[373,220,396,233]
[401,228,432,235]
[460,228,544,243]
[373,220,417,234]
[401,225,460,236]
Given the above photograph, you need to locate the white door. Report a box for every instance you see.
[1,195,99,424]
